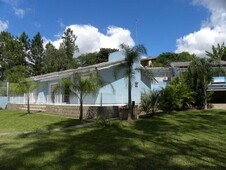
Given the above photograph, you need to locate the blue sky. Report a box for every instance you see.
[0,0,226,57]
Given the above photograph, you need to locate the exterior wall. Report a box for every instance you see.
[7,103,119,118]
[8,51,162,106]
[0,96,8,108]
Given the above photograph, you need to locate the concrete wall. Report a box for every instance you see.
[7,103,119,119]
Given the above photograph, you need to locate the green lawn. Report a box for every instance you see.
[0,110,81,132]
[0,110,226,169]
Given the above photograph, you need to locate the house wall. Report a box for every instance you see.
[0,96,8,108]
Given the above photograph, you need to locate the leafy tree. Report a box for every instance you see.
[114,44,148,120]
[52,73,102,121]
[140,89,160,115]
[77,52,99,67]
[77,48,118,67]
[43,42,69,73]
[206,43,226,76]
[184,58,213,109]
[152,52,196,67]
[10,79,41,114]
[59,28,78,69]
[0,32,29,80]
[30,32,44,75]
[159,77,194,112]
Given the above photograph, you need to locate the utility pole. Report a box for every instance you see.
[135,19,139,45]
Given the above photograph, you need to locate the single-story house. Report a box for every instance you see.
[8,51,169,108]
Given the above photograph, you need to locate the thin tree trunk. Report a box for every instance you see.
[27,94,30,114]
[79,94,83,121]
[128,69,132,120]
[204,89,208,110]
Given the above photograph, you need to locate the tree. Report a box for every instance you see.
[140,89,160,115]
[6,66,41,113]
[77,48,118,67]
[59,28,78,69]
[30,32,44,75]
[152,52,196,67]
[52,73,101,121]
[0,32,29,80]
[184,58,213,109]
[159,77,194,113]
[114,44,148,120]
[206,43,226,76]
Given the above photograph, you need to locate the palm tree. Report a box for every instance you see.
[114,44,150,119]
[206,43,226,75]
[52,73,101,121]
[186,58,213,109]
[10,80,41,114]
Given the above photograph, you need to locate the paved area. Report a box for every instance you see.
[0,122,94,136]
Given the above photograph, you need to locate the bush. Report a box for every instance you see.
[140,90,160,115]
[159,77,194,113]
[95,115,110,127]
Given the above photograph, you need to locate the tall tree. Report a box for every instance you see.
[59,28,78,69]
[114,44,148,120]
[0,32,29,80]
[184,58,213,109]
[31,32,44,75]
[206,43,226,76]
[52,73,101,121]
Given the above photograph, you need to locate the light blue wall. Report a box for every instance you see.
[109,51,124,62]
[0,96,8,108]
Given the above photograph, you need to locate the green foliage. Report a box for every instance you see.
[77,48,118,67]
[95,115,110,127]
[152,52,196,67]
[114,44,147,116]
[140,89,160,115]
[206,43,226,61]
[159,77,194,113]
[52,73,102,121]
[0,31,30,80]
[10,78,42,113]
[184,58,213,109]
[30,32,44,75]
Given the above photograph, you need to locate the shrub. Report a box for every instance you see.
[140,90,160,115]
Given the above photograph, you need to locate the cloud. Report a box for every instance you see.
[57,18,65,29]
[47,24,135,57]
[176,0,226,57]
[0,20,9,32]
[33,21,41,28]
[13,7,25,18]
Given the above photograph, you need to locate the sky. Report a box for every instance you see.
[0,0,226,57]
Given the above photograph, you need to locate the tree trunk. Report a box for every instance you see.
[27,94,30,114]
[79,94,83,121]
[128,73,132,120]
[204,89,208,110]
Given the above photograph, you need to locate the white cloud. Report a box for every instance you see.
[0,20,9,32]
[176,0,226,57]
[13,7,25,18]
[57,18,65,29]
[49,24,135,57]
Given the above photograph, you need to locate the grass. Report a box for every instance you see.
[0,110,226,169]
[0,110,82,132]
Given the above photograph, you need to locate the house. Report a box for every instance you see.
[7,51,170,115]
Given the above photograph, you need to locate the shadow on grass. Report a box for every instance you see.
[0,110,226,170]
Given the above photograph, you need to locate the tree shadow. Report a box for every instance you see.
[0,111,225,169]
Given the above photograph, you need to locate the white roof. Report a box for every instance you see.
[30,60,125,82]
